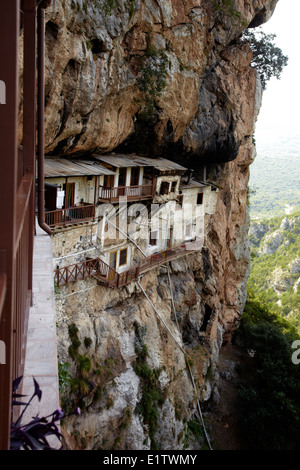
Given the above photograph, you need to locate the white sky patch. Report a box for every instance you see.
[255,0,300,138]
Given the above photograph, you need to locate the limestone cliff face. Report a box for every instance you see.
[47,0,278,450]
[43,0,273,159]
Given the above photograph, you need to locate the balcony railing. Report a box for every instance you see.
[98,184,153,203]
[54,244,189,289]
[13,174,33,379]
[54,257,118,288]
[45,203,96,228]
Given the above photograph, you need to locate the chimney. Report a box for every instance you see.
[187,169,194,185]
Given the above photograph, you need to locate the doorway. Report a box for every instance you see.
[166,226,173,248]
[130,167,140,186]
[44,183,57,212]
[109,251,117,270]
[63,182,75,208]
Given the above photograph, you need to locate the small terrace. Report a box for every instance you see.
[54,244,196,289]
[98,184,154,203]
[45,202,96,228]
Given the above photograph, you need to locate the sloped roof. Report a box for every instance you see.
[44,158,116,178]
[179,178,219,191]
[92,154,187,172]
[131,156,187,172]
[179,178,207,190]
[93,154,139,168]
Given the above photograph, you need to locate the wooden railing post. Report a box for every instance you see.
[53,244,191,290]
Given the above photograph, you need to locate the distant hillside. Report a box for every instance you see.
[248,212,300,331]
[249,128,300,219]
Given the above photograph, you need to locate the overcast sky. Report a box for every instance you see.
[255,0,300,137]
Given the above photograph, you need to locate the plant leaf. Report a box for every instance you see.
[33,377,42,401]
[11,400,29,407]
[12,376,23,392]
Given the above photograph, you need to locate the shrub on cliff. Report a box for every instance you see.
[243,29,288,90]
[236,291,300,449]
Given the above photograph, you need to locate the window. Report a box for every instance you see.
[104,175,112,188]
[150,230,158,246]
[176,195,183,209]
[171,181,177,193]
[160,181,169,195]
[130,167,140,186]
[118,167,127,187]
[197,192,203,205]
[119,248,128,266]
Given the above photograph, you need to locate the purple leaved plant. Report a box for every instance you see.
[10,376,80,450]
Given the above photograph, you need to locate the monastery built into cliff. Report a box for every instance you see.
[43,153,219,289]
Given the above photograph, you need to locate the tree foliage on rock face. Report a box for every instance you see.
[236,291,300,450]
[242,29,288,90]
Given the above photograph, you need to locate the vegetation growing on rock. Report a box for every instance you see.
[249,213,300,331]
[133,324,166,450]
[243,28,288,90]
[235,290,300,450]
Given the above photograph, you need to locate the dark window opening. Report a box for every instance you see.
[119,248,128,266]
[119,167,127,186]
[200,305,213,332]
[160,181,169,195]
[131,167,140,186]
[150,230,158,246]
[176,195,183,209]
[197,192,203,205]
[171,181,177,192]
[103,175,112,188]
[87,175,93,181]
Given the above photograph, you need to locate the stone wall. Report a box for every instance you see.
[52,222,99,268]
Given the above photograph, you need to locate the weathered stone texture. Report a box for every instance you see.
[37,0,276,160]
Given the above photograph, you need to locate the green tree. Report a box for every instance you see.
[236,291,300,449]
[243,29,288,89]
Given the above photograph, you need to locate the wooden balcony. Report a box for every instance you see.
[0,171,34,448]
[55,257,118,287]
[98,184,154,203]
[55,244,190,289]
[0,0,54,449]
[45,203,96,228]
